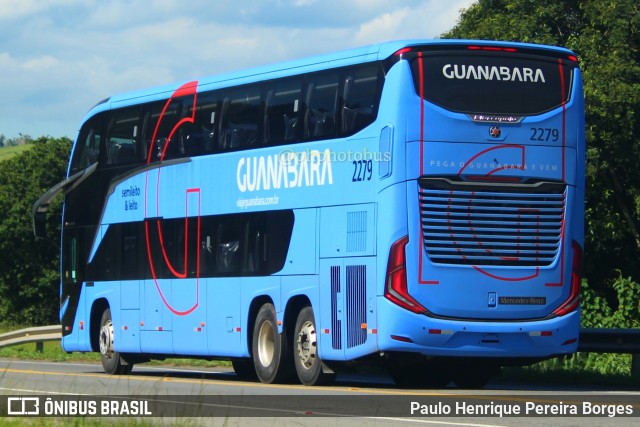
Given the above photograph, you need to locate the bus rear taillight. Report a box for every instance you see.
[384,236,427,314]
[552,240,583,317]
[467,45,518,53]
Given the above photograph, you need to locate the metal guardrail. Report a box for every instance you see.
[578,328,640,378]
[579,328,640,353]
[0,325,61,352]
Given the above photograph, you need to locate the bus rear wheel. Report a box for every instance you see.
[293,306,334,386]
[231,358,258,380]
[98,308,133,375]
[251,303,293,383]
[451,361,498,389]
[387,354,450,388]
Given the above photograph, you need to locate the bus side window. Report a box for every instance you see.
[200,215,265,275]
[106,108,140,165]
[218,97,231,150]
[139,111,151,162]
[341,65,380,135]
[265,78,302,145]
[122,234,139,278]
[219,86,261,151]
[305,72,339,139]
[214,218,242,274]
[243,218,267,274]
[148,97,184,161]
[64,235,79,285]
[200,216,219,276]
[192,91,219,154]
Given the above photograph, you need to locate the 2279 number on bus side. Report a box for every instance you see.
[529,127,559,142]
[352,160,373,182]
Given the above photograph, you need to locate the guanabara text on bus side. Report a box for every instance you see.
[33,39,585,388]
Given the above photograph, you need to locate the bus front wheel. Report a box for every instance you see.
[293,306,334,386]
[98,308,133,375]
[251,303,292,383]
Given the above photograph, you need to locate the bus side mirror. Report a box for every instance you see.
[32,166,94,240]
[33,211,47,239]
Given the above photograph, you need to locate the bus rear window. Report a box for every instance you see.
[411,52,575,116]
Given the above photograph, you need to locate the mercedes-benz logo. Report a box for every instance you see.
[489,126,501,138]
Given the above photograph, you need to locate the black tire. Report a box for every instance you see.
[293,306,335,386]
[251,303,293,383]
[451,362,498,389]
[387,355,450,388]
[99,308,133,375]
[231,358,258,380]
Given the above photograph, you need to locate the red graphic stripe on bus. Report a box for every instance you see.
[418,52,425,176]
[459,145,541,281]
[143,81,201,316]
[146,81,198,164]
[417,52,434,284]
[559,58,567,183]
[543,58,569,285]
[472,266,540,282]
[545,194,566,287]
[418,141,554,282]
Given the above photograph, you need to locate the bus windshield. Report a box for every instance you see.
[411,48,576,116]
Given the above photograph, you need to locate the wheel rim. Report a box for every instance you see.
[99,320,114,360]
[297,320,317,370]
[257,321,275,367]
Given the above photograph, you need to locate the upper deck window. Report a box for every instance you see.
[106,109,140,165]
[70,63,383,174]
[411,50,576,116]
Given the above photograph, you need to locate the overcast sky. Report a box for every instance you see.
[0,0,475,140]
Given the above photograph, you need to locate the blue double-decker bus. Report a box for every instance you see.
[34,39,584,388]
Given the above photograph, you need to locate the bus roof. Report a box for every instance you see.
[85,39,576,119]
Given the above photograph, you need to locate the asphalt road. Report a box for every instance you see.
[1,358,638,426]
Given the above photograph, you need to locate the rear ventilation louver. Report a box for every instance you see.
[346,265,367,349]
[330,265,342,350]
[419,178,566,267]
[346,210,367,252]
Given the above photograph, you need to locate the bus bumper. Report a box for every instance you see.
[376,297,580,358]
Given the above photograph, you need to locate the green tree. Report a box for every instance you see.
[444,0,640,295]
[0,137,71,324]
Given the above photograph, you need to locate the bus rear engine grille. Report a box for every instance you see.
[418,178,566,267]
